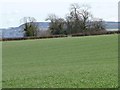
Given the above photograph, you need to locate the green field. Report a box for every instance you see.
[2,35,118,88]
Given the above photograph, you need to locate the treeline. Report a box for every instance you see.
[2,31,120,41]
[46,3,106,35]
[21,3,106,37]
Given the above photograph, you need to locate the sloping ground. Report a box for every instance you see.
[2,34,118,88]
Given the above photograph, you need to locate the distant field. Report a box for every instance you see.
[2,34,118,88]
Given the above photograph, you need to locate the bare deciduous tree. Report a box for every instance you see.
[90,18,106,31]
[46,14,65,35]
[21,17,39,37]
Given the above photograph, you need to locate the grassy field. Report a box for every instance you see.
[2,34,118,88]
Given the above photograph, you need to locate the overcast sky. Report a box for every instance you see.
[0,0,119,28]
